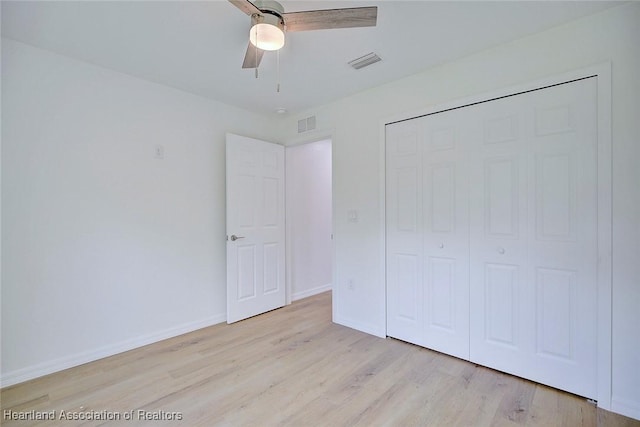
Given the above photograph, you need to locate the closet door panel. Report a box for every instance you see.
[469,95,530,375]
[386,122,424,344]
[386,110,470,358]
[525,78,598,397]
[469,78,598,399]
[421,111,470,359]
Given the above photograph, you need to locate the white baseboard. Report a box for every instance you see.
[333,314,386,339]
[611,396,640,421]
[291,283,332,301]
[0,313,226,388]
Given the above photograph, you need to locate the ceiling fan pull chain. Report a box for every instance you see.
[276,49,280,93]
[255,24,259,79]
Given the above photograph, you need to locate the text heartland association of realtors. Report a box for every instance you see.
[3,409,183,421]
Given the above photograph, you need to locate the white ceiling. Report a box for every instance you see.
[1,1,621,116]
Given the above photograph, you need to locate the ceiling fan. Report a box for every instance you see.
[228,0,378,69]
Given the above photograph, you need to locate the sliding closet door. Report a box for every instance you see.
[468,78,598,398]
[386,108,470,360]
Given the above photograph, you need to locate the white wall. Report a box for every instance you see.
[0,39,279,385]
[278,3,640,420]
[285,140,332,301]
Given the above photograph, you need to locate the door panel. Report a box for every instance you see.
[536,153,574,240]
[484,263,519,348]
[395,254,420,322]
[535,267,575,359]
[226,133,285,323]
[237,245,257,300]
[484,156,521,238]
[263,243,280,293]
[397,168,419,232]
[427,256,456,330]
[429,164,455,233]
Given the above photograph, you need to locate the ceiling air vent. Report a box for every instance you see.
[348,52,381,70]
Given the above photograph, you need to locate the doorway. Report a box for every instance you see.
[286,139,333,302]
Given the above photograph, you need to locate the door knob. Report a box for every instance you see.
[230,235,245,241]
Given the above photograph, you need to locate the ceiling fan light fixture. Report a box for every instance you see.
[230,0,378,69]
[249,14,285,51]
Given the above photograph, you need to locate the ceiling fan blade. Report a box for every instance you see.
[228,0,261,16]
[242,42,264,69]
[282,6,377,32]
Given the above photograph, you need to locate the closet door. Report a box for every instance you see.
[386,120,423,344]
[386,77,599,400]
[420,110,470,359]
[469,78,598,398]
[387,109,470,359]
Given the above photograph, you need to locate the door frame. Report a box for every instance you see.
[284,137,334,305]
[379,63,612,409]
[282,130,335,309]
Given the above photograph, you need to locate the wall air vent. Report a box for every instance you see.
[348,52,381,70]
[297,116,316,133]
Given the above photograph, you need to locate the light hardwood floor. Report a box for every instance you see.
[2,291,638,427]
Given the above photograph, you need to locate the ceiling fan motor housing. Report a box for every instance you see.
[254,0,284,15]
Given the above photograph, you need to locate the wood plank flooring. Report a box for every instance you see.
[2,291,638,426]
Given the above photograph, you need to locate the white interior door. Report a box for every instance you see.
[226,133,285,323]
[386,107,470,360]
[469,78,598,398]
[386,120,424,344]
